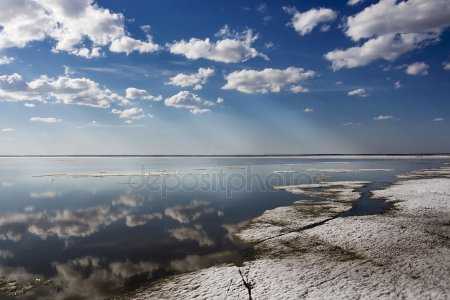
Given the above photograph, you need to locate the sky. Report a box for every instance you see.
[0,0,449,155]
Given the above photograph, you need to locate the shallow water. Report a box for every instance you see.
[0,157,446,299]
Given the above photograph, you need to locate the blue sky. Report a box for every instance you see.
[0,0,449,155]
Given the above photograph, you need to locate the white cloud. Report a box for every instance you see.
[304,107,314,113]
[30,117,62,124]
[0,73,39,102]
[168,26,267,63]
[443,61,450,70]
[343,122,361,126]
[24,103,35,108]
[125,87,162,101]
[394,81,402,89]
[346,0,450,41]
[348,0,364,6]
[112,107,145,122]
[0,55,14,65]
[222,67,315,94]
[433,117,444,122]
[216,97,224,104]
[373,115,394,121]
[325,33,434,70]
[326,0,450,70]
[0,73,129,108]
[1,128,15,133]
[283,6,337,36]
[348,88,368,97]
[141,25,152,34]
[164,91,217,114]
[264,42,274,49]
[405,62,429,75]
[0,0,160,58]
[28,75,127,108]
[256,3,268,14]
[290,85,309,94]
[167,68,215,90]
[0,73,24,85]
[109,35,160,55]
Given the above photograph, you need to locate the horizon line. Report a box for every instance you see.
[1,153,450,158]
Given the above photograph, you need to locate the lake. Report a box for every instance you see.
[0,156,447,299]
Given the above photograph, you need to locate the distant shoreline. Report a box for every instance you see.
[1,153,450,158]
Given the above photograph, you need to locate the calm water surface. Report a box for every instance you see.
[0,157,446,299]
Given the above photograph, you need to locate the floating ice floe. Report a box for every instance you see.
[303,168,393,173]
[397,166,450,179]
[274,181,369,202]
[32,170,211,178]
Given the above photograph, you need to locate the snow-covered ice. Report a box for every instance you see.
[133,173,450,300]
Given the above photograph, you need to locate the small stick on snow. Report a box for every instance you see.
[238,268,254,300]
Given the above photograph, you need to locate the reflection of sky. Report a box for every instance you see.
[0,157,447,299]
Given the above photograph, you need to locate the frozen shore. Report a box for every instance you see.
[133,170,450,299]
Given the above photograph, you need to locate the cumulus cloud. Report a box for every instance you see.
[304,107,314,113]
[29,117,62,124]
[444,61,450,70]
[348,88,368,97]
[0,72,131,108]
[325,33,434,70]
[109,35,159,55]
[0,0,160,58]
[283,6,337,36]
[28,75,127,108]
[405,62,429,75]
[346,0,450,41]
[164,91,218,114]
[326,0,450,70]
[394,81,402,89]
[168,26,267,63]
[0,73,40,102]
[290,85,309,94]
[125,87,162,101]
[167,68,215,90]
[0,73,26,86]
[222,67,315,94]
[373,115,394,121]
[0,55,14,65]
[348,0,364,6]
[112,107,145,122]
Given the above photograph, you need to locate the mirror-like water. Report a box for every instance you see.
[0,157,446,299]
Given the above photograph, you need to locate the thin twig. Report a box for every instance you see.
[238,268,254,300]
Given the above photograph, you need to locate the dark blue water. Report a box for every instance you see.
[0,157,446,299]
